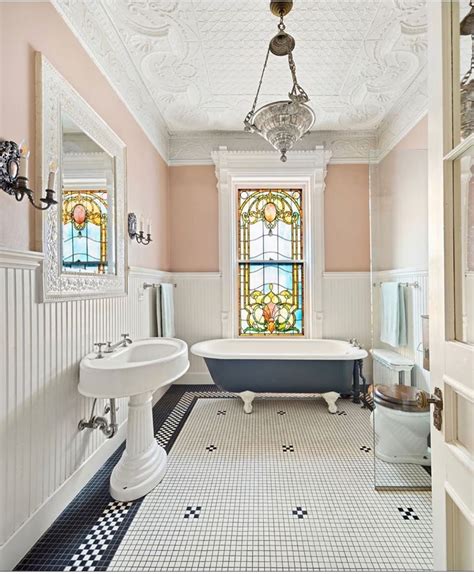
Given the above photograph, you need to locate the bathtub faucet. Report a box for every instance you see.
[349,338,362,348]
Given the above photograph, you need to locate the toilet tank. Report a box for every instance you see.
[371,348,415,386]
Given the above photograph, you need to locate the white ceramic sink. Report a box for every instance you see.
[78,337,189,502]
[79,337,189,399]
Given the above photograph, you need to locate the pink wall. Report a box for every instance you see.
[372,116,428,271]
[168,164,370,272]
[0,2,169,270]
[169,166,219,272]
[324,164,370,272]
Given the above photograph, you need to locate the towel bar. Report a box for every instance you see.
[372,281,420,288]
[143,282,177,289]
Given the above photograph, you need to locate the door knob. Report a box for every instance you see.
[416,387,443,431]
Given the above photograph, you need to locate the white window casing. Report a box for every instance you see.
[212,147,332,339]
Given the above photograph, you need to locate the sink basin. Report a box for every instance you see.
[78,337,189,502]
[79,337,189,398]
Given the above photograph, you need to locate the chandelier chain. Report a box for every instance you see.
[245,46,271,124]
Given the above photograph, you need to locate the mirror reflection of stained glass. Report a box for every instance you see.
[61,113,116,275]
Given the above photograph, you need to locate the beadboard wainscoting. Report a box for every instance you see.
[173,272,222,384]
[372,269,429,391]
[173,271,372,385]
[0,249,170,570]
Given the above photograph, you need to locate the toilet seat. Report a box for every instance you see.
[374,384,429,413]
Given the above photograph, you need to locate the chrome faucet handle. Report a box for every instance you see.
[94,342,106,359]
[104,341,113,353]
[121,333,131,347]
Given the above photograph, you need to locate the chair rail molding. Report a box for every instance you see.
[0,248,43,270]
[212,147,332,339]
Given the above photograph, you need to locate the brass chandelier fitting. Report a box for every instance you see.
[244,0,315,162]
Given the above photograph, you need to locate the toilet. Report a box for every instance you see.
[370,349,430,466]
[372,384,431,465]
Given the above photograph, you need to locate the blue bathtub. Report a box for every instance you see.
[191,338,367,413]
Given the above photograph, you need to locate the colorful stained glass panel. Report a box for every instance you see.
[238,189,304,336]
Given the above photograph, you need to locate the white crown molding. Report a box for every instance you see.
[375,71,428,161]
[0,248,43,270]
[51,0,169,161]
[170,130,376,166]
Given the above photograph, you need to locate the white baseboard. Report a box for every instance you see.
[175,372,215,385]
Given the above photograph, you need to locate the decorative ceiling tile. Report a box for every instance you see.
[53,0,428,160]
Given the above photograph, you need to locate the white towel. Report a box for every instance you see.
[160,283,175,338]
[380,282,407,348]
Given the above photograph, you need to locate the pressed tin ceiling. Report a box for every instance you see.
[99,0,427,133]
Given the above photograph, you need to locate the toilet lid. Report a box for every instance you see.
[374,384,429,412]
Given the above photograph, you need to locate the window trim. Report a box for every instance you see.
[212,148,332,339]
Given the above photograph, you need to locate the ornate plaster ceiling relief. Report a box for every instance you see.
[52,0,427,163]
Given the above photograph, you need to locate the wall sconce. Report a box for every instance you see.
[0,140,58,210]
[128,212,152,245]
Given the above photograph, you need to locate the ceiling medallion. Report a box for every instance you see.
[244,0,315,162]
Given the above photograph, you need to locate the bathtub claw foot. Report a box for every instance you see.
[239,391,256,414]
[322,391,340,414]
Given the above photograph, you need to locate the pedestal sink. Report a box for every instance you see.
[79,337,189,501]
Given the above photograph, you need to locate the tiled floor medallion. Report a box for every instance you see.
[15,385,433,572]
[184,506,202,519]
[398,507,420,520]
[292,506,308,519]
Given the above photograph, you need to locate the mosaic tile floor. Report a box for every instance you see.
[16,386,433,572]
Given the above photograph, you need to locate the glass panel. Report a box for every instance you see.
[61,113,116,274]
[459,1,474,142]
[454,143,474,344]
[238,189,303,261]
[239,263,303,336]
[238,188,304,336]
[369,147,431,490]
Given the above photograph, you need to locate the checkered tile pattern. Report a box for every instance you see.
[336,410,347,416]
[64,501,132,571]
[360,446,372,453]
[282,445,295,452]
[206,445,217,452]
[184,506,202,519]
[291,506,308,519]
[277,410,286,415]
[398,507,420,520]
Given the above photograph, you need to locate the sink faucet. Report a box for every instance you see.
[349,338,361,348]
[104,333,132,354]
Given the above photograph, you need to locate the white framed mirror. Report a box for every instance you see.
[36,53,127,301]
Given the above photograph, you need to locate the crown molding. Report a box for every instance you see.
[170,130,376,166]
[52,0,170,161]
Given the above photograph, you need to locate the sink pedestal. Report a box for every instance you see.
[110,390,167,502]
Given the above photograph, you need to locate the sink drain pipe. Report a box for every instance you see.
[78,398,119,438]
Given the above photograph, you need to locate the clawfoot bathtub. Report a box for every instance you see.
[191,338,367,414]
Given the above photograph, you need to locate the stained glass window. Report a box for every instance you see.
[238,188,304,336]
[62,190,108,273]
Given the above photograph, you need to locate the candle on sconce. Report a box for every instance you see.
[139,215,145,233]
[147,219,152,236]
[47,160,58,190]
[19,142,30,179]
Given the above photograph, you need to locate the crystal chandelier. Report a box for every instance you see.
[244,0,315,162]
